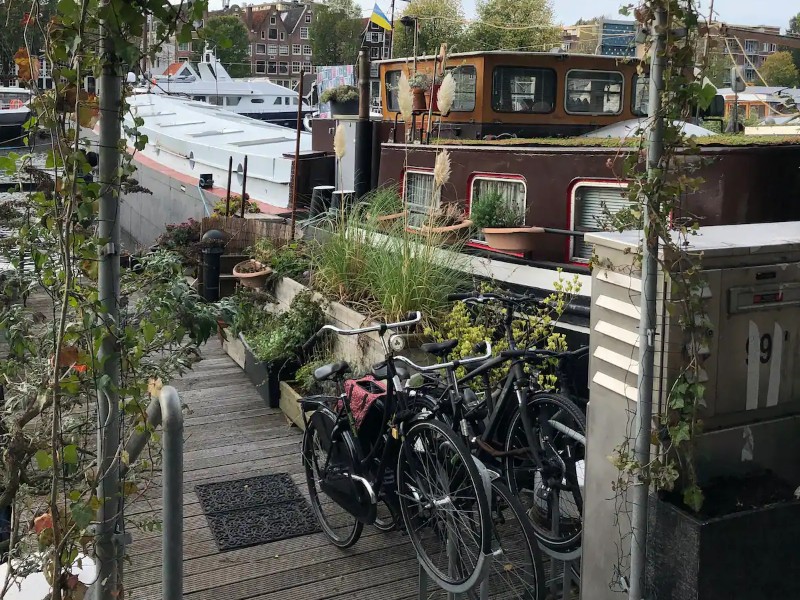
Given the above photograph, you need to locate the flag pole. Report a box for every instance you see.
[389,0,396,58]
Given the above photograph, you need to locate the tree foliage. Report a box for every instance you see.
[786,12,800,73]
[0,0,52,84]
[309,0,364,66]
[760,51,799,87]
[465,0,561,53]
[201,15,252,77]
[392,0,465,57]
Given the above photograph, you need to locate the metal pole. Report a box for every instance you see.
[389,0,396,59]
[290,75,304,238]
[121,387,184,600]
[628,7,666,600]
[354,51,373,199]
[240,155,248,218]
[94,7,123,599]
[225,156,233,216]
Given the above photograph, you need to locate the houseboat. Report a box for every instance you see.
[0,87,31,145]
[311,51,800,337]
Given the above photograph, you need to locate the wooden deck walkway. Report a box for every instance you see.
[126,341,425,600]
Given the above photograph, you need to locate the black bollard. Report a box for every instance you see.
[201,229,225,301]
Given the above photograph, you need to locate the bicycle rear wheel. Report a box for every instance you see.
[303,409,364,548]
[397,418,492,593]
[475,479,544,599]
[504,392,586,555]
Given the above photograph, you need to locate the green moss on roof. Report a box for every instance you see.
[430,135,800,148]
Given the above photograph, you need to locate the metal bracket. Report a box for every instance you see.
[100,242,117,257]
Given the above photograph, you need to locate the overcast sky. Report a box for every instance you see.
[357,0,797,30]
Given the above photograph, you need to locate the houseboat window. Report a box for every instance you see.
[565,70,623,115]
[404,171,439,226]
[192,96,206,102]
[226,96,242,106]
[491,67,556,113]
[208,96,223,106]
[632,75,649,116]
[570,182,629,262]
[251,98,265,104]
[445,66,477,111]
[470,177,526,225]
[293,97,299,105]
[274,97,283,105]
[385,70,402,111]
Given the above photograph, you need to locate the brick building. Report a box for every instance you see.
[717,25,782,83]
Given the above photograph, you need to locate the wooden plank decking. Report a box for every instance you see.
[126,341,424,600]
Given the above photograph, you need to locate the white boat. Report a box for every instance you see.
[0,87,31,144]
[140,48,312,128]
[124,92,311,211]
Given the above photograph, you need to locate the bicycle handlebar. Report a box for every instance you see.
[394,341,493,373]
[302,311,423,352]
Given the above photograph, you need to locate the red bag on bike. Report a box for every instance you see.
[340,376,386,429]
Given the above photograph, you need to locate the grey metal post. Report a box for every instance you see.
[94,11,123,600]
[121,386,184,600]
[628,7,666,600]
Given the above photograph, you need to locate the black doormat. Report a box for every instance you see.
[196,473,320,551]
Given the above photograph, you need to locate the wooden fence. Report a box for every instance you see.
[200,216,292,254]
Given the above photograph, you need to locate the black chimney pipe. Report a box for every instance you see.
[353,50,373,199]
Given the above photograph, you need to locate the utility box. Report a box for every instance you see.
[581,222,800,600]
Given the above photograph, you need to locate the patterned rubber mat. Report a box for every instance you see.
[196,473,320,551]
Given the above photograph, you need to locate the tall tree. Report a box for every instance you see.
[201,15,251,77]
[465,0,561,53]
[309,0,364,66]
[787,12,800,73]
[392,0,465,57]
[760,51,799,87]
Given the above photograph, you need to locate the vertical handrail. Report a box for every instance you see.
[122,386,183,600]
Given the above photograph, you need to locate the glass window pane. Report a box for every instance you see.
[566,70,623,115]
[571,184,629,261]
[405,172,438,226]
[445,65,476,112]
[632,75,649,116]
[491,67,556,113]
[386,70,401,112]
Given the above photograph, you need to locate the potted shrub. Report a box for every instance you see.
[233,237,275,289]
[470,190,542,252]
[320,84,359,116]
[408,73,430,112]
[242,291,325,407]
[646,470,800,600]
[416,203,473,245]
[366,186,405,231]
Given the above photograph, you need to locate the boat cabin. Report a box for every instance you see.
[378,51,651,138]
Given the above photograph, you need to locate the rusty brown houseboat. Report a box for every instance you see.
[311,51,800,339]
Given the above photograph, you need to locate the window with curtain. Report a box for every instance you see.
[491,67,556,113]
[385,70,401,111]
[445,65,477,112]
[470,177,526,220]
[404,171,439,227]
[571,183,629,262]
[565,70,623,115]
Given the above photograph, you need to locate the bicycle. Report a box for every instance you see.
[298,312,494,592]
[418,291,589,556]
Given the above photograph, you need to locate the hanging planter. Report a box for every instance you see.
[232,259,272,289]
[481,226,544,252]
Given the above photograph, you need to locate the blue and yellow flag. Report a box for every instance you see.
[370,3,392,31]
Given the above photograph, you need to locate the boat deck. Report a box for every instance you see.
[126,341,428,600]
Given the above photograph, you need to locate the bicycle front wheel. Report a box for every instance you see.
[302,410,364,548]
[397,418,492,592]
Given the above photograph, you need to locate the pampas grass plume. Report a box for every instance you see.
[433,149,451,189]
[334,123,346,160]
[398,72,413,123]
[437,73,456,116]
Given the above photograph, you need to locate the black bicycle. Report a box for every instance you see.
[418,291,588,556]
[299,312,494,593]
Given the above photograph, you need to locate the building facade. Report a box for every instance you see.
[718,25,782,83]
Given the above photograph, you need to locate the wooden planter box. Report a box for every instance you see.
[240,335,298,408]
[278,382,313,430]
[646,492,800,600]
[220,327,246,369]
[330,99,358,117]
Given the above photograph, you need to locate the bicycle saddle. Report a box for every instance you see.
[313,361,351,382]
[420,339,458,357]
[371,360,410,381]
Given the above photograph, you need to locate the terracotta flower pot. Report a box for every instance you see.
[427,83,441,113]
[375,211,407,231]
[232,260,272,289]
[481,226,545,252]
[416,219,473,245]
[412,88,427,111]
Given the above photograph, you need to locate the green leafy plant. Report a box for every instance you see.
[408,72,431,91]
[470,191,525,229]
[270,241,311,281]
[320,84,359,104]
[365,185,404,217]
[216,287,275,336]
[248,237,276,264]
[246,290,325,364]
[212,194,261,216]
